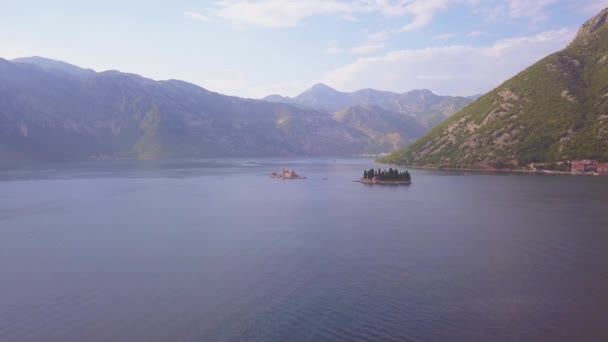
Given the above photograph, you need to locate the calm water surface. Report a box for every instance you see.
[1,159,608,341]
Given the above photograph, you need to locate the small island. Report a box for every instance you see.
[360,168,411,185]
[270,169,307,179]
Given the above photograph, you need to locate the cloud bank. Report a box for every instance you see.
[186,0,449,29]
[321,28,574,96]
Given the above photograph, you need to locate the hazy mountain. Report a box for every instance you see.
[12,56,96,80]
[333,105,427,151]
[0,57,382,161]
[292,83,354,112]
[261,94,296,105]
[380,8,608,168]
[263,84,477,128]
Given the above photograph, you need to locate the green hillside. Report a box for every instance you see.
[380,8,608,168]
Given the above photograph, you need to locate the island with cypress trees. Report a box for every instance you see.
[360,168,412,185]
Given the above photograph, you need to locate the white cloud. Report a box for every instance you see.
[324,40,344,54]
[507,0,558,19]
[351,43,385,55]
[347,29,390,55]
[322,28,574,96]
[478,0,559,24]
[367,30,390,42]
[340,13,359,21]
[466,30,484,38]
[433,32,457,40]
[575,0,608,15]
[322,29,391,56]
[397,0,448,32]
[201,0,354,28]
[416,74,455,81]
[184,11,210,21]
[190,0,449,30]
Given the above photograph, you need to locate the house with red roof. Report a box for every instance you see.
[571,160,608,174]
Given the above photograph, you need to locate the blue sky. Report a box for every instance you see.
[1,0,607,98]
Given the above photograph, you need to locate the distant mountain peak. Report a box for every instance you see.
[405,89,435,96]
[311,82,331,89]
[13,56,59,62]
[307,83,338,93]
[12,56,95,78]
[263,94,293,103]
[13,56,82,69]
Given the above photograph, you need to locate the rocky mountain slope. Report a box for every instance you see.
[264,84,476,153]
[381,8,608,168]
[333,105,427,151]
[0,57,378,161]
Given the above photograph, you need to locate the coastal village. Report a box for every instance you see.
[530,160,608,175]
[571,160,608,174]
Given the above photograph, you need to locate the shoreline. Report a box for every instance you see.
[379,164,608,176]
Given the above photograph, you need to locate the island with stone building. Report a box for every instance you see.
[270,169,307,179]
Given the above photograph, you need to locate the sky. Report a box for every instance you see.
[1,0,607,98]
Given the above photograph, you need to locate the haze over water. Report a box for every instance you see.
[1,159,608,341]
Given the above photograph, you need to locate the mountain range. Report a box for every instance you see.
[265,83,478,128]
[381,7,608,168]
[0,57,474,161]
[264,84,476,152]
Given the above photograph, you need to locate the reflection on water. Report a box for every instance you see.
[1,159,608,341]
